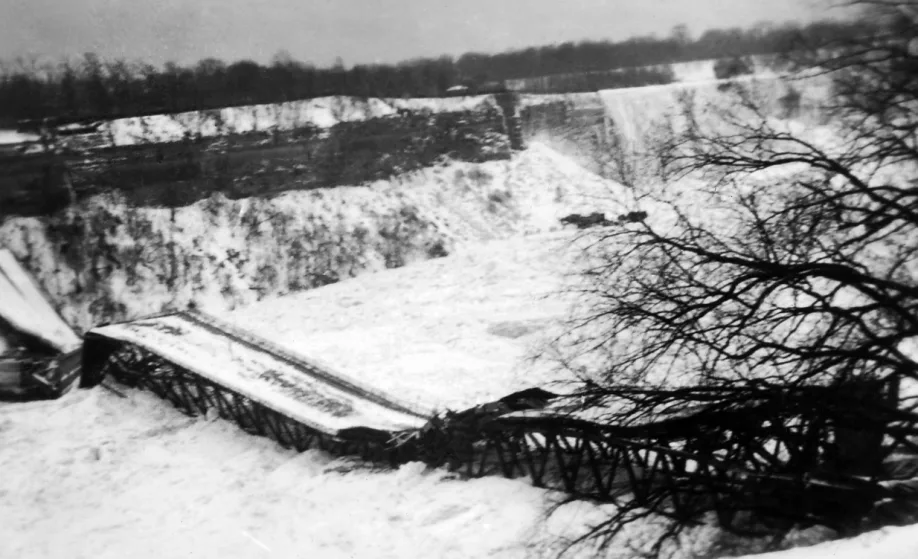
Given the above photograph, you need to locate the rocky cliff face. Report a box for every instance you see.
[0,145,622,333]
[2,95,519,217]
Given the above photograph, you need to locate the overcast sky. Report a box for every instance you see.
[1,0,838,68]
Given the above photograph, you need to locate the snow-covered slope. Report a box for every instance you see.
[0,144,626,333]
[4,75,916,559]
[100,95,501,147]
[0,227,707,559]
[4,224,916,559]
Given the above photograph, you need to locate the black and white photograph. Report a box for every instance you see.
[2,0,918,557]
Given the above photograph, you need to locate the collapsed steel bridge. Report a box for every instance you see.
[0,248,83,400]
[419,390,915,536]
[81,311,430,462]
[79,310,918,536]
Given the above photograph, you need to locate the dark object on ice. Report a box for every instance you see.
[426,240,450,259]
[618,210,648,223]
[559,212,612,229]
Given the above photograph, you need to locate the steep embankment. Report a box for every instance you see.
[0,144,620,333]
[2,94,517,216]
[53,95,505,149]
[1,75,834,335]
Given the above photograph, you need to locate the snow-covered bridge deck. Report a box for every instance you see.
[81,311,430,446]
[1,249,83,400]
[0,249,81,354]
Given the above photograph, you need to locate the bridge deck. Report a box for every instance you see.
[87,312,429,437]
[0,249,82,353]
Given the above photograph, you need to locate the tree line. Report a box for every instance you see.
[0,18,865,127]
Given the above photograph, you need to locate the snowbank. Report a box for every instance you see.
[732,525,918,559]
[0,389,589,559]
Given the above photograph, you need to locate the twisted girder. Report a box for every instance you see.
[78,311,917,536]
[438,385,912,535]
[97,343,416,463]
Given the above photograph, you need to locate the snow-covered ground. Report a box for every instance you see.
[733,526,918,559]
[217,231,583,413]
[0,229,678,559]
[100,95,501,147]
[0,389,586,559]
[4,227,917,559]
[0,96,502,151]
[3,74,917,558]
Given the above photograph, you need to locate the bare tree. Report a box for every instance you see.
[555,0,918,554]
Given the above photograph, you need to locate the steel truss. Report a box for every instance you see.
[91,342,415,464]
[435,394,910,536]
[80,333,914,536]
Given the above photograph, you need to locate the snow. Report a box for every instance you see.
[1,143,626,334]
[0,249,82,353]
[103,95,500,147]
[3,219,917,558]
[597,73,832,157]
[0,222,628,559]
[669,59,725,83]
[0,129,39,145]
[731,525,918,559]
[4,235,913,557]
[901,337,918,364]
[0,232,747,558]
[217,231,586,412]
[71,59,794,149]
[0,389,592,559]
[2,79,917,558]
